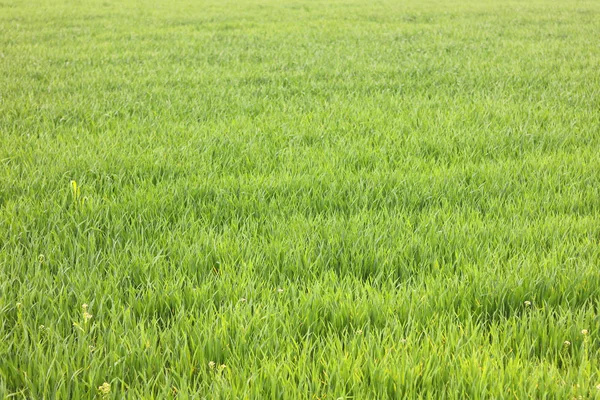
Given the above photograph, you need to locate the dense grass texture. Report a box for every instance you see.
[1,0,600,398]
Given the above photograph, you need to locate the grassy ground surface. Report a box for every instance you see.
[1,0,600,398]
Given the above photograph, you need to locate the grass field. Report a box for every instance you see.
[1,0,600,397]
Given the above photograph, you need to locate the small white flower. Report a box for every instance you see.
[83,311,93,323]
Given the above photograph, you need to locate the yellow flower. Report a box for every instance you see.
[98,382,110,395]
[524,301,531,307]
[563,341,571,346]
[582,329,589,335]
[208,361,216,369]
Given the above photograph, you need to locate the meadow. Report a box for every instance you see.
[1,0,600,397]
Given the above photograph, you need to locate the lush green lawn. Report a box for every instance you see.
[1,0,600,397]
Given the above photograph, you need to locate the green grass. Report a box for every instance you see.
[1,0,600,397]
